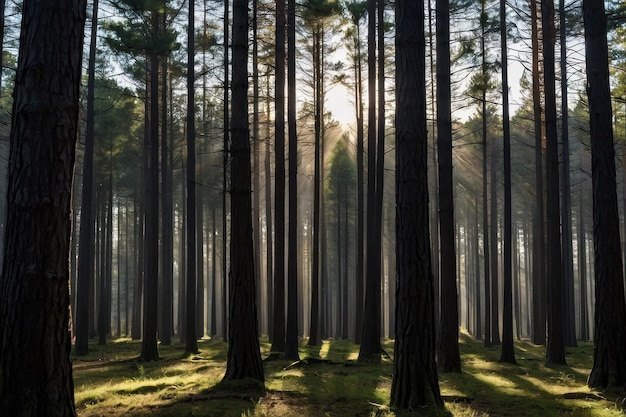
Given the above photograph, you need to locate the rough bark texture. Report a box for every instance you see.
[224,0,264,382]
[436,0,461,374]
[390,0,443,409]
[0,1,87,415]
[584,0,626,389]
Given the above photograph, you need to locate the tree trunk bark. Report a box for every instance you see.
[531,0,546,346]
[271,0,286,354]
[0,1,87,414]
[224,0,265,382]
[499,0,515,364]
[390,0,443,409]
[436,0,461,373]
[285,0,300,361]
[542,0,566,366]
[76,0,99,356]
[584,0,626,388]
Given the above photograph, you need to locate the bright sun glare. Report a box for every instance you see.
[326,83,354,129]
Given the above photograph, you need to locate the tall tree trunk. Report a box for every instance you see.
[271,0,286,353]
[499,0,515,364]
[559,0,577,347]
[390,0,443,408]
[542,0,566,366]
[252,0,263,336]
[531,0,546,346]
[265,79,274,341]
[223,0,265,382]
[354,12,365,345]
[222,0,230,342]
[436,0,461,373]
[359,0,381,362]
[76,0,99,356]
[0,1,87,414]
[481,0,491,348]
[584,0,626,388]
[185,0,199,354]
[285,0,300,361]
[141,10,161,362]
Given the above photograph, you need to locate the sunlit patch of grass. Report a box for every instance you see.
[73,334,626,417]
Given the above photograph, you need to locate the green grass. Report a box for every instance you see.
[72,333,626,416]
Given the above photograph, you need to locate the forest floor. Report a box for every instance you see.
[73,332,626,417]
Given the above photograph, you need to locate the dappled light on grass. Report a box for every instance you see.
[73,335,625,416]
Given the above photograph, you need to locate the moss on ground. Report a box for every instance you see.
[73,333,626,416]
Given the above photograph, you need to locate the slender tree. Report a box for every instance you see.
[436,0,461,373]
[390,0,443,408]
[271,0,287,354]
[0,1,87,414]
[186,0,199,355]
[530,0,546,346]
[559,0,576,348]
[141,9,161,362]
[359,0,381,362]
[76,0,100,356]
[222,0,230,341]
[284,0,300,361]
[542,0,566,366]
[499,0,515,364]
[584,0,626,388]
[223,0,265,382]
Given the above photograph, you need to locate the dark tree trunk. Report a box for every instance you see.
[359,0,381,362]
[223,0,265,382]
[559,0,577,348]
[583,0,626,389]
[76,0,99,356]
[480,0,491,348]
[264,79,274,341]
[185,0,199,355]
[141,10,161,362]
[0,1,87,414]
[499,0,515,364]
[436,0,461,373]
[285,0,300,361]
[271,0,286,353]
[531,0,546,346]
[347,2,365,345]
[252,0,263,337]
[542,0,566,366]
[222,0,230,342]
[390,0,443,409]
